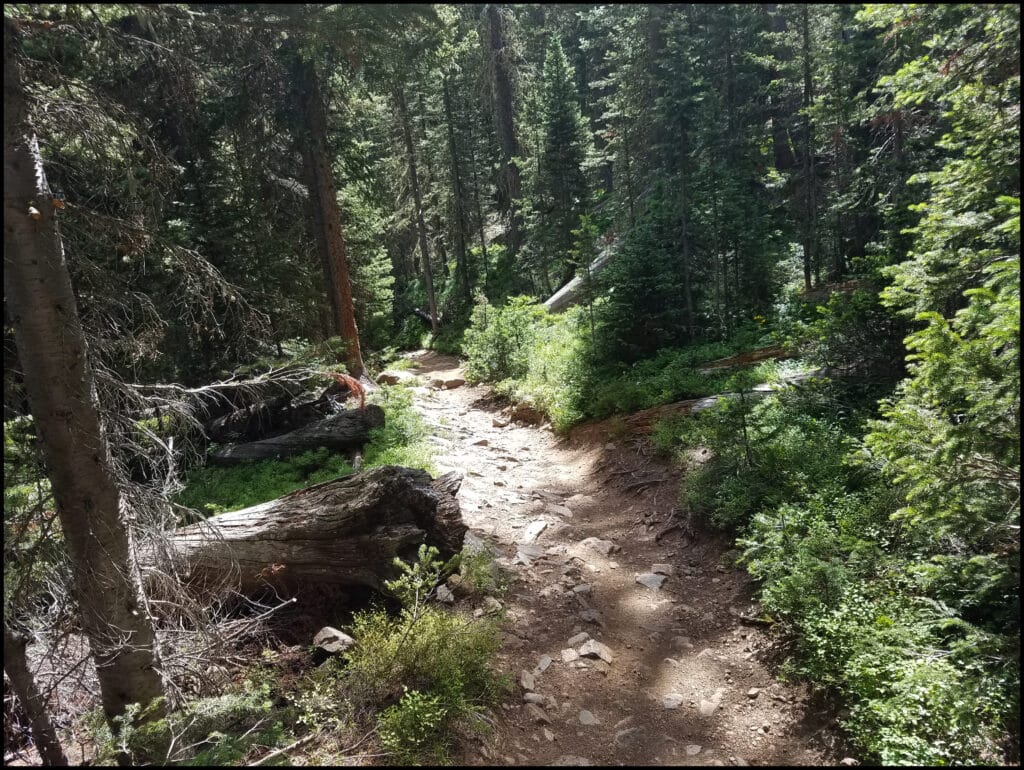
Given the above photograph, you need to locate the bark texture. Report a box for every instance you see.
[4,18,165,723]
[3,625,68,766]
[164,466,466,593]
[487,3,523,256]
[396,86,439,333]
[292,53,365,377]
[209,405,384,465]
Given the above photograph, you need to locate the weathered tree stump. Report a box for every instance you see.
[162,465,466,593]
[209,405,385,465]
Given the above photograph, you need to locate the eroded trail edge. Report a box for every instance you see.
[404,352,838,767]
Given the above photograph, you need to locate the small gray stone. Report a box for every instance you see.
[444,377,466,389]
[536,654,553,673]
[578,537,618,555]
[579,609,603,625]
[312,626,355,654]
[578,709,598,726]
[543,728,554,742]
[523,693,546,705]
[548,503,573,518]
[577,639,614,663]
[686,744,702,756]
[561,648,579,663]
[672,635,694,650]
[614,727,641,747]
[636,572,667,590]
[435,584,455,604]
[471,437,489,446]
[746,687,761,699]
[524,703,551,724]
[662,693,685,709]
[699,688,726,716]
[839,760,859,767]
[567,632,590,647]
[521,519,548,544]
[483,596,502,614]
[520,670,536,691]
[552,757,592,766]
[652,563,675,576]
[572,583,592,595]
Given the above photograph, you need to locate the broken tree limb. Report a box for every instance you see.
[208,405,385,465]
[161,466,466,593]
[542,247,615,314]
[622,370,827,433]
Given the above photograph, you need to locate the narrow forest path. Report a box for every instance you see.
[400,351,840,767]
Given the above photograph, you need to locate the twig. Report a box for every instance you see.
[249,732,319,767]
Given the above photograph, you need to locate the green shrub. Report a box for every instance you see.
[378,689,449,765]
[362,386,434,473]
[463,295,547,383]
[338,546,506,764]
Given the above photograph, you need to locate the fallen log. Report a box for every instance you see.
[209,405,385,465]
[205,392,337,443]
[622,370,826,433]
[543,246,615,314]
[162,465,466,592]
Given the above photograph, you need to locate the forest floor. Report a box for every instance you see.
[399,351,844,767]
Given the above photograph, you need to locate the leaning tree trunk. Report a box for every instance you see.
[3,625,67,766]
[161,466,467,594]
[3,18,166,725]
[292,54,365,378]
[209,405,385,465]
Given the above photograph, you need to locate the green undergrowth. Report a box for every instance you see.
[175,385,432,517]
[84,544,506,766]
[655,381,1019,764]
[462,295,788,430]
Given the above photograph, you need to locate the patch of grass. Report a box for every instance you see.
[84,681,297,766]
[363,386,434,474]
[176,384,434,516]
[174,448,354,516]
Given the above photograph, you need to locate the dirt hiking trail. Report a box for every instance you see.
[400,351,841,767]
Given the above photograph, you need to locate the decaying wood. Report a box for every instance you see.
[204,392,334,443]
[209,405,384,465]
[698,345,792,373]
[162,465,466,593]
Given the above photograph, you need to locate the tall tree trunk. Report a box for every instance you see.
[4,18,166,725]
[4,625,68,766]
[486,3,523,257]
[679,182,696,340]
[416,92,450,281]
[767,5,798,171]
[468,122,489,288]
[801,6,816,292]
[443,76,472,305]
[396,87,439,333]
[292,55,364,377]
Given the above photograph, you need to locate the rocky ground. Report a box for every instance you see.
[395,351,846,767]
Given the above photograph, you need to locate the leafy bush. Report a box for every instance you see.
[340,546,506,764]
[463,295,547,383]
[378,689,449,765]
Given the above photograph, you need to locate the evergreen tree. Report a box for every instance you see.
[530,36,591,294]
